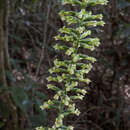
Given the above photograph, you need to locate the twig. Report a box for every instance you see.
[35,1,51,77]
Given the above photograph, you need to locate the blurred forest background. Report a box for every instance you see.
[0,0,130,130]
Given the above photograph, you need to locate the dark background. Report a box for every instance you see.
[0,0,130,130]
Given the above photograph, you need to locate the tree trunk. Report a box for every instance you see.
[0,0,18,129]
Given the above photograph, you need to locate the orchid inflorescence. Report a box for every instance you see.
[37,0,108,130]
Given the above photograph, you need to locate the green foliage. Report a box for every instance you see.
[9,86,30,112]
[7,83,48,129]
[0,122,5,128]
[37,0,108,130]
[117,0,130,9]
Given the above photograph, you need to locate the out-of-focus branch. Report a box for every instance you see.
[35,1,51,77]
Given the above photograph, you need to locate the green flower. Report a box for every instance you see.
[38,0,107,129]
